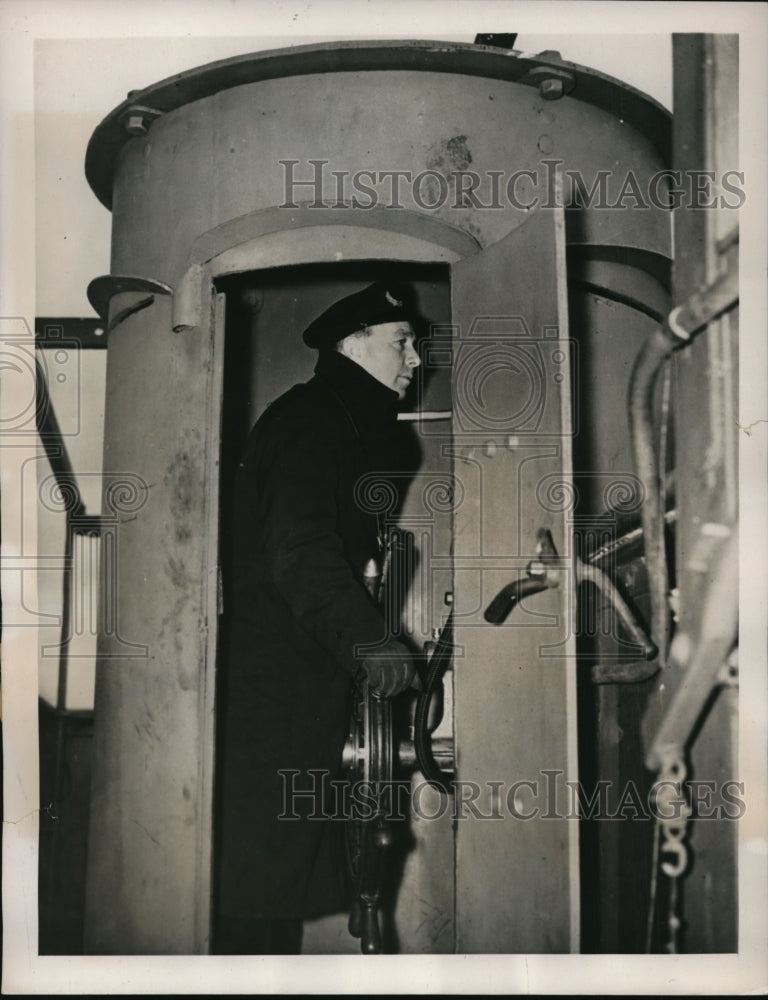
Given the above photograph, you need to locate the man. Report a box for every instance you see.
[215,280,421,954]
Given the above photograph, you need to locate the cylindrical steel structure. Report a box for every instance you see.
[87,42,670,284]
[84,40,671,954]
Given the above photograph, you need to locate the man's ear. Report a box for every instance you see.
[339,333,362,361]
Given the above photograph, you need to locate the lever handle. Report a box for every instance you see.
[414,611,455,794]
[349,816,392,954]
[484,577,551,624]
[348,897,383,954]
[360,902,382,954]
[484,529,561,624]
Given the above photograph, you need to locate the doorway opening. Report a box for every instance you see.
[211,260,454,953]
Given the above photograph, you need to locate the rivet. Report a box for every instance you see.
[537,134,554,155]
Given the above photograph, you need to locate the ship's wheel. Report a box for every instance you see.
[341,611,455,953]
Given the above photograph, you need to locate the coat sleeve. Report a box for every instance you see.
[250,412,387,677]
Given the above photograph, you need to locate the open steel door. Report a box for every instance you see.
[449,204,579,952]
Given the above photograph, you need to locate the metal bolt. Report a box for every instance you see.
[527,559,547,579]
[444,591,454,606]
[717,648,739,686]
[125,114,148,136]
[668,586,680,622]
[241,288,264,312]
[540,77,564,101]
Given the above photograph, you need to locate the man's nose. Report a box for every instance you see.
[405,342,421,368]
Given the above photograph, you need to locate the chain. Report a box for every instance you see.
[652,754,691,953]
[666,878,681,954]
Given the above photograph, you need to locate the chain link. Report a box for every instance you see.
[653,755,691,952]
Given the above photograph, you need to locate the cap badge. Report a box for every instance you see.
[384,290,402,307]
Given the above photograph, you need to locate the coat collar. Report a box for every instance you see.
[313,349,399,435]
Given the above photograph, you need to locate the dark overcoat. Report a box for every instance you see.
[216,349,403,921]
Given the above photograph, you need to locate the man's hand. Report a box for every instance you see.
[361,638,421,697]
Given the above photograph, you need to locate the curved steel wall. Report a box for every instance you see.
[87,42,671,289]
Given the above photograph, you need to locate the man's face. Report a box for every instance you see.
[342,321,421,399]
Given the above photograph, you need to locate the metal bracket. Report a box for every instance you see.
[520,63,576,101]
[173,264,206,332]
[87,275,173,324]
[645,526,738,771]
[120,104,163,137]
